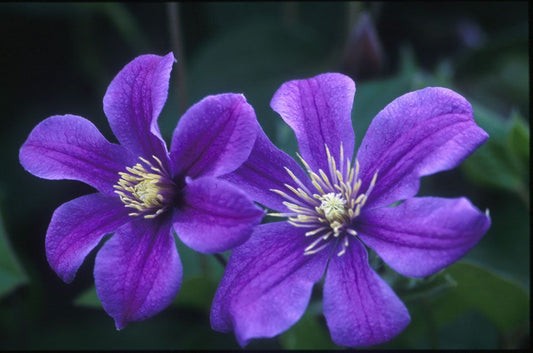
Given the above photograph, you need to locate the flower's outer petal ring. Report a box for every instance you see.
[19,114,135,197]
[173,176,264,254]
[46,193,131,283]
[170,93,258,179]
[222,123,312,212]
[94,214,181,330]
[271,73,356,173]
[103,52,174,162]
[210,222,330,347]
[323,239,410,347]
[357,87,488,208]
[357,196,491,277]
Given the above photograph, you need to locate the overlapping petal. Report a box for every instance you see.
[323,239,410,347]
[222,125,312,212]
[170,93,258,179]
[173,176,264,254]
[19,114,135,196]
[94,215,181,330]
[103,52,175,161]
[46,193,131,283]
[210,222,330,346]
[357,197,491,277]
[270,73,356,173]
[356,87,488,208]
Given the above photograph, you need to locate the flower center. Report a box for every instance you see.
[319,193,348,223]
[269,144,378,257]
[114,155,175,219]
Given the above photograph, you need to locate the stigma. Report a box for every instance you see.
[270,144,378,257]
[114,155,175,219]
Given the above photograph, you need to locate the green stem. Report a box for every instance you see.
[166,2,188,114]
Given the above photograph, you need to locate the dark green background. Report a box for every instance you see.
[0,2,529,349]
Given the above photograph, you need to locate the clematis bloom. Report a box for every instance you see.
[210,73,491,347]
[19,53,264,329]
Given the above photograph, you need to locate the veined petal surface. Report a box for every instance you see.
[103,53,174,161]
[222,124,311,212]
[173,176,264,254]
[356,87,488,208]
[210,222,330,346]
[271,73,356,173]
[170,93,258,179]
[323,239,410,347]
[357,197,491,277]
[46,193,130,283]
[19,114,135,196]
[94,214,181,330]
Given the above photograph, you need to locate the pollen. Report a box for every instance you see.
[269,143,378,257]
[114,155,175,219]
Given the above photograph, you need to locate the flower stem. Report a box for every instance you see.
[166,2,187,114]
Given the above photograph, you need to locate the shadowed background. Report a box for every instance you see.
[0,2,529,349]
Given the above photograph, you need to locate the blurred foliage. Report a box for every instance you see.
[463,109,530,205]
[0,213,28,298]
[0,2,528,350]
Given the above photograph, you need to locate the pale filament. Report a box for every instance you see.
[269,143,378,256]
[114,155,173,219]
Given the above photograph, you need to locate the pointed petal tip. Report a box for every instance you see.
[164,51,177,63]
[114,318,127,331]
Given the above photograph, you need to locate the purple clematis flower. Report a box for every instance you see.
[19,52,264,329]
[210,73,491,347]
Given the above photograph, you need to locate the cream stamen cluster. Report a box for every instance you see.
[114,155,175,219]
[270,144,378,256]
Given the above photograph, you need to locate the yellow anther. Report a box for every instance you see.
[114,155,172,219]
[271,144,379,257]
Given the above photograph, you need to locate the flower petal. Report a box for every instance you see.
[103,52,174,160]
[357,197,491,277]
[19,114,135,196]
[356,87,488,207]
[169,93,258,179]
[210,222,330,346]
[270,73,356,173]
[323,239,410,347]
[173,176,264,253]
[94,214,181,330]
[46,193,130,283]
[222,124,312,212]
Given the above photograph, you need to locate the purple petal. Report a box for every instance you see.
[19,115,135,196]
[103,52,174,160]
[357,197,491,277]
[94,215,181,329]
[323,239,410,347]
[270,73,356,173]
[173,176,264,253]
[170,93,258,179]
[46,193,130,283]
[222,123,312,212]
[210,222,330,346]
[356,87,488,208]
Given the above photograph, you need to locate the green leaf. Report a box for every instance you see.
[461,105,529,204]
[396,271,457,302]
[508,111,530,166]
[431,262,529,332]
[279,310,339,350]
[0,213,28,299]
[172,276,218,313]
[74,286,101,308]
